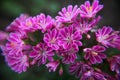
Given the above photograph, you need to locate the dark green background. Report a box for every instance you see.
[0,0,120,80]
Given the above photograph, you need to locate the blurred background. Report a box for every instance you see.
[0,0,120,80]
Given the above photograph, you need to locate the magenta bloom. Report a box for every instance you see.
[56,5,80,23]
[69,61,106,80]
[81,70,105,80]
[69,61,92,78]
[44,29,59,50]
[62,51,77,64]
[80,0,103,18]
[58,44,78,64]
[58,26,82,49]
[46,61,60,72]
[110,35,120,50]
[6,33,25,55]
[74,16,101,34]
[84,45,106,64]
[74,19,92,34]
[95,26,120,48]
[6,14,28,32]
[36,13,54,33]
[108,55,120,74]
[5,52,29,73]
[20,17,39,32]
[29,43,54,65]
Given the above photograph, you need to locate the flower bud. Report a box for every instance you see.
[59,67,63,76]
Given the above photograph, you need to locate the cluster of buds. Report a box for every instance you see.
[1,0,120,80]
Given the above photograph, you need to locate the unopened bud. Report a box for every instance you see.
[86,34,91,39]
[59,67,63,76]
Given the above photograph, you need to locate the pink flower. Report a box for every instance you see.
[6,14,28,32]
[69,61,92,78]
[56,44,78,64]
[58,44,78,64]
[81,70,105,80]
[36,13,54,33]
[56,5,80,23]
[108,55,120,74]
[69,61,106,80]
[84,45,106,64]
[80,0,103,18]
[46,61,60,72]
[74,19,92,34]
[110,35,120,50]
[2,32,31,73]
[20,16,39,32]
[5,52,29,73]
[44,29,59,50]
[95,26,120,48]
[74,16,101,34]
[58,26,82,49]
[29,43,54,65]
[6,33,25,55]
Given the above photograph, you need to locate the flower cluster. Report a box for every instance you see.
[1,0,120,80]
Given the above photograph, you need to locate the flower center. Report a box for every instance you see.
[98,34,109,43]
[41,49,46,56]
[10,42,16,47]
[26,21,32,27]
[92,51,98,56]
[65,12,72,20]
[66,33,73,43]
[50,38,56,44]
[87,6,93,12]
[86,71,91,76]
[67,36,72,43]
